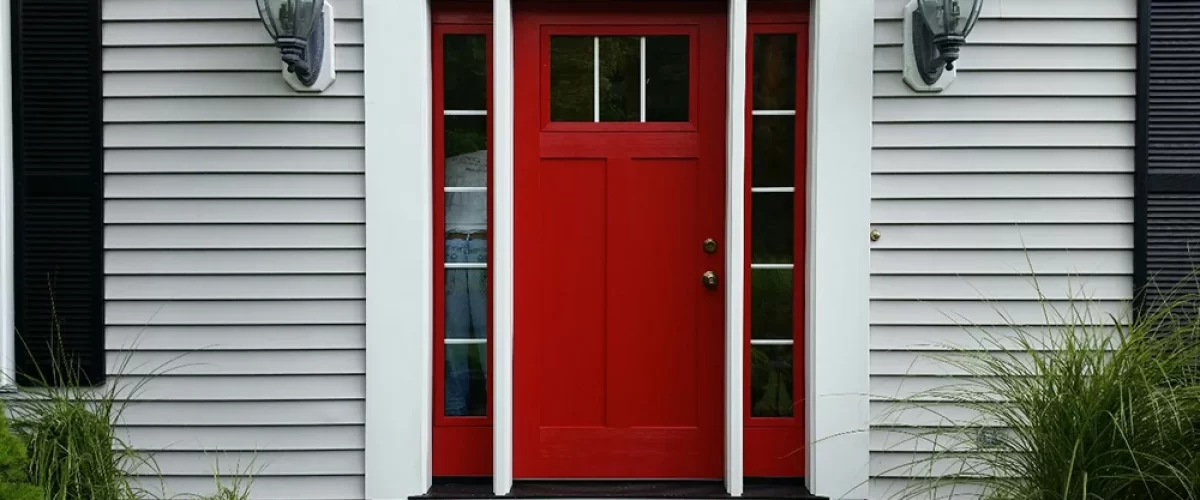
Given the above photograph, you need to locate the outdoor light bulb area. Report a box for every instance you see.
[902,0,984,93]
[255,0,337,92]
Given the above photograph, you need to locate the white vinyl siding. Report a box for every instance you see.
[868,0,1135,498]
[102,1,365,499]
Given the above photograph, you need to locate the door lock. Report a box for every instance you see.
[702,271,718,289]
[703,238,718,254]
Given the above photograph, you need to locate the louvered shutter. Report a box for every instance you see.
[12,0,104,385]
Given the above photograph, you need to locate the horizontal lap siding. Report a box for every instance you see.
[869,0,1136,498]
[102,1,365,499]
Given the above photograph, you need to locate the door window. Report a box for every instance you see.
[549,35,689,122]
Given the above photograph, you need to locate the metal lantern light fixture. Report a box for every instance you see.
[903,0,984,92]
[256,0,336,92]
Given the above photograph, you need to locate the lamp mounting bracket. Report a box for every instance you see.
[903,0,956,92]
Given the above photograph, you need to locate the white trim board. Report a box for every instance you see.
[805,0,873,498]
[363,0,434,498]
[0,0,14,392]
[492,0,516,495]
[724,0,748,496]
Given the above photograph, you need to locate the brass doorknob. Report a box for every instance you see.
[702,271,718,289]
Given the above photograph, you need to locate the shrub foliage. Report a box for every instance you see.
[0,402,41,500]
[881,291,1200,500]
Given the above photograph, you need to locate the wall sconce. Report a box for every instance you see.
[256,0,336,92]
[903,0,983,92]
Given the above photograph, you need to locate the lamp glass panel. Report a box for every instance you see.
[293,0,321,37]
[256,0,321,37]
[917,0,982,37]
[255,0,285,37]
[959,0,983,37]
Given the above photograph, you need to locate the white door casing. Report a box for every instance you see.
[361,0,872,497]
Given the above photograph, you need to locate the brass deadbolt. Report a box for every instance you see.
[870,229,882,242]
[703,238,718,254]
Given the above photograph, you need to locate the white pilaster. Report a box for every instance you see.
[805,0,873,498]
[363,1,434,498]
[724,0,748,496]
[0,0,14,391]
[493,0,516,495]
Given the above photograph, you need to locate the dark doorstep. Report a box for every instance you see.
[415,479,828,499]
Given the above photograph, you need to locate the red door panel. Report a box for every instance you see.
[538,158,607,429]
[514,2,727,480]
[606,158,700,429]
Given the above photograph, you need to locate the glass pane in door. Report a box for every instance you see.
[550,36,595,121]
[550,34,690,122]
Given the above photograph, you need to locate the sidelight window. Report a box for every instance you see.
[440,33,490,419]
[744,14,809,478]
[433,7,493,476]
[748,32,801,419]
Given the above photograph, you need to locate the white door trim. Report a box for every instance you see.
[362,0,873,497]
[0,0,14,392]
[492,0,516,495]
[490,2,750,494]
[363,1,435,499]
[805,0,873,498]
[724,0,748,496]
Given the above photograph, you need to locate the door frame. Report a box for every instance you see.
[361,0,873,498]
[511,3,728,480]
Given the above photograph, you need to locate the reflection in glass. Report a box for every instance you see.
[551,35,690,122]
[748,33,799,421]
[442,34,489,420]
[751,345,794,417]
[646,35,689,122]
[753,34,797,111]
[443,267,487,339]
[751,269,793,340]
[443,247,487,417]
[444,116,487,188]
[444,35,487,111]
[445,192,488,247]
[752,116,795,187]
[751,193,794,263]
[443,194,488,412]
[445,343,488,416]
[599,37,641,122]
[550,36,595,121]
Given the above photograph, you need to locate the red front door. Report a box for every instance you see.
[514,2,728,479]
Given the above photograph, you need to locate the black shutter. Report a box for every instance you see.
[12,0,104,385]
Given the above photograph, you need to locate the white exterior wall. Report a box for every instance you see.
[81,0,1139,498]
[102,1,366,498]
[868,0,1136,498]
